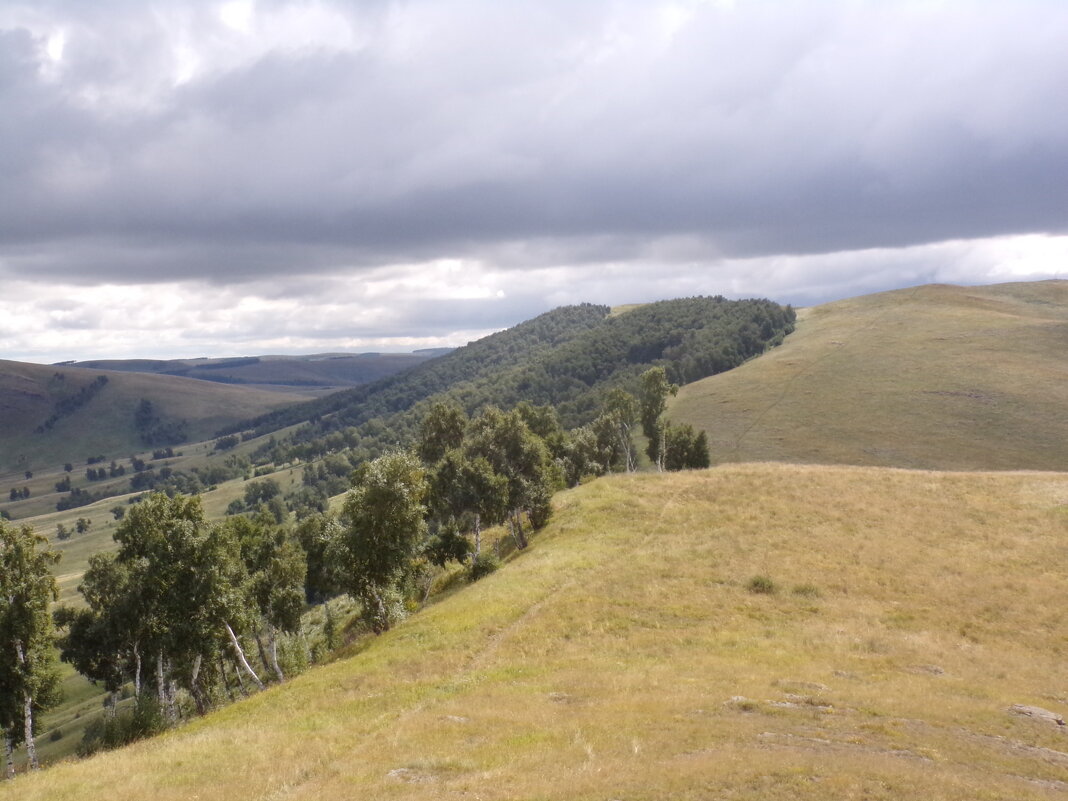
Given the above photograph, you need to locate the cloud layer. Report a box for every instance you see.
[2,1,1067,362]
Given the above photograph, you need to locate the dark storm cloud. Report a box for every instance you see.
[3,0,1068,289]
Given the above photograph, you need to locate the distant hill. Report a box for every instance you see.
[0,360,303,474]
[63,350,448,393]
[671,280,1068,470]
[8,465,1067,799]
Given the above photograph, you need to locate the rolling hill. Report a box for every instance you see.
[0,360,304,475]
[671,280,1068,471]
[64,350,448,393]
[6,465,1068,799]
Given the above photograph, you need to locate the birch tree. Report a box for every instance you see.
[639,367,679,472]
[335,451,428,633]
[0,521,61,774]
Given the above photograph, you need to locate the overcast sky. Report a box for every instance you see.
[2,0,1067,363]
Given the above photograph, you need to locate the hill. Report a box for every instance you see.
[6,464,1067,799]
[64,350,447,393]
[236,297,795,463]
[671,280,1068,470]
[0,360,304,475]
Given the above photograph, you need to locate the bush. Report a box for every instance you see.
[746,574,777,595]
[77,695,167,757]
[792,582,821,598]
[48,728,63,742]
[469,552,501,582]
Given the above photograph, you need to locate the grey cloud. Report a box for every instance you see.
[1,1,1067,300]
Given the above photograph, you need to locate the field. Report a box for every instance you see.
[6,464,1068,799]
[672,280,1068,470]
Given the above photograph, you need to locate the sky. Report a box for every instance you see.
[2,0,1067,364]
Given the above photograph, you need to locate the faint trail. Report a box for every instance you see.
[728,286,923,457]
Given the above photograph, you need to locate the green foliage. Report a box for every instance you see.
[134,399,188,447]
[417,401,467,464]
[663,423,711,471]
[335,451,429,633]
[35,375,109,434]
[76,694,166,758]
[0,520,62,763]
[468,552,501,582]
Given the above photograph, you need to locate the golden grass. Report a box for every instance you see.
[672,280,1068,470]
[6,464,1068,799]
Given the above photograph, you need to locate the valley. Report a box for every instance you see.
[1,281,1066,798]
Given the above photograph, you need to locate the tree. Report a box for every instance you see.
[639,367,679,471]
[427,449,508,564]
[110,493,266,718]
[417,401,467,464]
[662,423,711,471]
[465,407,558,548]
[594,389,639,473]
[0,521,61,774]
[217,514,306,683]
[334,452,428,633]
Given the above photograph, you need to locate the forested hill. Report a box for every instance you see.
[233,296,795,463]
[226,303,613,436]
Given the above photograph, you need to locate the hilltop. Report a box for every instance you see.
[6,465,1067,800]
[672,280,1068,470]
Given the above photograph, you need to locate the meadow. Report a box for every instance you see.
[6,464,1067,800]
[672,280,1068,470]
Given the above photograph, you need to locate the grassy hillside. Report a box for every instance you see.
[0,360,305,475]
[7,464,1068,799]
[66,351,445,392]
[672,280,1068,470]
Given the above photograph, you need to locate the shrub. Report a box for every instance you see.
[792,582,821,598]
[746,574,777,595]
[469,552,501,582]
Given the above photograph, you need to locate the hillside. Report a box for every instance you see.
[65,350,447,393]
[237,297,795,462]
[0,360,304,475]
[6,464,1068,799]
[671,280,1068,470]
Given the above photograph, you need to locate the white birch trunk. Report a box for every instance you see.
[12,639,38,771]
[22,693,37,771]
[133,643,142,698]
[268,627,284,683]
[225,622,265,691]
[473,513,481,563]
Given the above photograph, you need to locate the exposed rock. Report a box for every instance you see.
[906,664,945,676]
[388,768,435,783]
[1009,704,1066,727]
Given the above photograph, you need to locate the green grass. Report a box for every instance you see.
[671,280,1068,470]
[6,464,1068,799]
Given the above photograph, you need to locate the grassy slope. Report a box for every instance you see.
[0,360,305,474]
[7,464,1068,799]
[671,280,1068,470]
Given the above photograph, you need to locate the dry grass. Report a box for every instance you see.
[672,280,1068,470]
[6,464,1068,799]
